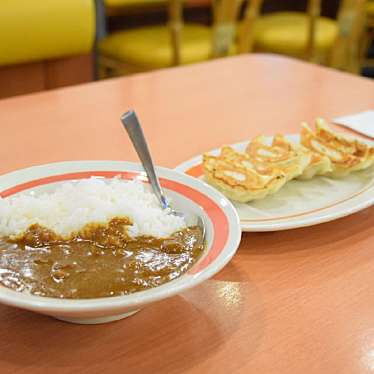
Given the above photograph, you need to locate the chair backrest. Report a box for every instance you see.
[236,0,366,69]
[237,0,263,54]
[168,0,183,65]
[236,0,323,59]
[211,0,244,57]
[305,0,322,61]
[167,0,263,64]
[168,0,367,70]
[0,0,95,67]
[329,0,367,73]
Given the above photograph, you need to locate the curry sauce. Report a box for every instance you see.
[0,218,204,299]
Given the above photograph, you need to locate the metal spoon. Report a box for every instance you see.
[121,110,205,238]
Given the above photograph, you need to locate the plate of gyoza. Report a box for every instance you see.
[175,119,374,231]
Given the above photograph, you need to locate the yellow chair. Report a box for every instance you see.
[367,0,374,25]
[253,10,337,63]
[0,0,95,67]
[99,0,257,76]
[329,0,367,73]
[243,0,366,71]
[0,0,95,98]
[362,1,374,68]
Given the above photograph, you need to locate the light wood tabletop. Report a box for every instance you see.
[0,54,373,374]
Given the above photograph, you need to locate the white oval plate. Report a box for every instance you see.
[175,135,374,232]
[0,161,241,324]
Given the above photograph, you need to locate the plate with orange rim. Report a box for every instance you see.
[175,134,374,232]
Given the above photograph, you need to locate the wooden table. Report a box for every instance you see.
[0,55,373,374]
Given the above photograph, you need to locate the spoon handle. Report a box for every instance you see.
[121,110,169,210]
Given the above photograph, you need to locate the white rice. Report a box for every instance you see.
[0,177,186,239]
